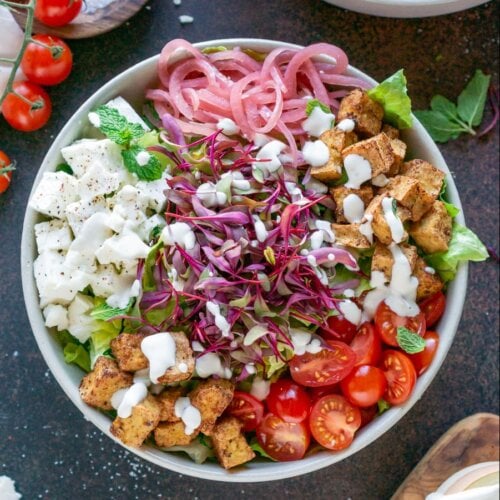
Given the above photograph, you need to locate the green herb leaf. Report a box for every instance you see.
[249,439,277,461]
[392,198,398,214]
[367,69,412,129]
[430,95,460,122]
[122,145,163,181]
[90,301,131,321]
[305,99,332,116]
[396,327,426,354]
[331,166,349,186]
[413,110,463,143]
[457,70,491,127]
[93,105,145,145]
[55,163,74,175]
[377,399,391,415]
[442,201,460,218]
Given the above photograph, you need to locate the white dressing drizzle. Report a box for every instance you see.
[302,105,335,137]
[250,377,271,401]
[343,194,365,223]
[381,197,405,243]
[195,352,232,378]
[161,222,196,250]
[344,154,372,189]
[336,118,355,132]
[111,383,148,418]
[372,174,389,187]
[206,301,231,337]
[302,140,330,167]
[338,300,362,325]
[174,397,202,435]
[196,182,227,208]
[140,332,177,383]
[359,214,374,244]
[217,117,240,135]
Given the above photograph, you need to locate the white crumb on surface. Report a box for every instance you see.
[173,0,182,5]
[179,14,194,24]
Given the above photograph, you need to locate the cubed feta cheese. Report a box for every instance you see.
[110,185,148,228]
[95,232,150,265]
[136,172,170,212]
[43,304,69,331]
[137,214,166,242]
[105,96,150,131]
[34,220,73,253]
[65,195,107,236]
[77,163,121,199]
[67,293,97,343]
[89,264,136,298]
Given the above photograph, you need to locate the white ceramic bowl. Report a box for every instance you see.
[322,0,491,18]
[21,38,468,482]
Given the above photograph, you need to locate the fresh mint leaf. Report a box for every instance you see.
[377,399,391,415]
[430,95,460,122]
[457,70,491,128]
[306,99,331,116]
[122,145,163,181]
[396,327,426,354]
[90,301,131,321]
[367,69,412,129]
[413,110,463,143]
[93,105,145,145]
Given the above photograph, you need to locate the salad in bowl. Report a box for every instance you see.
[22,38,487,478]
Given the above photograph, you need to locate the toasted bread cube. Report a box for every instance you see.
[342,133,396,179]
[111,333,148,372]
[320,128,358,153]
[79,356,133,410]
[382,124,400,140]
[110,394,161,447]
[371,242,418,280]
[211,417,256,469]
[154,421,197,448]
[332,223,372,249]
[189,379,235,435]
[414,258,444,300]
[390,139,407,175]
[157,332,195,384]
[337,89,384,137]
[330,185,374,223]
[310,148,343,182]
[409,201,452,254]
[400,159,445,199]
[156,387,185,422]
[365,195,410,245]
[383,175,435,221]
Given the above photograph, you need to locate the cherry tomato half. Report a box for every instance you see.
[419,292,446,328]
[340,365,387,408]
[2,82,52,132]
[289,341,356,387]
[309,395,361,451]
[380,350,417,406]
[226,391,264,432]
[267,379,311,423]
[35,0,83,27]
[0,151,13,194]
[408,330,439,376]
[374,302,426,347]
[256,413,311,461]
[350,322,382,367]
[359,405,377,428]
[319,315,357,344]
[21,35,73,86]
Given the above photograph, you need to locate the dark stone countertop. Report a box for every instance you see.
[0,0,498,498]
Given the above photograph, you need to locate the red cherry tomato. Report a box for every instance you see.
[226,391,264,432]
[350,322,382,367]
[21,35,73,86]
[35,0,83,27]
[267,379,311,423]
[419,292,446,328]
[374,302,426,347]
[2,81,52,132]
[340,365,387,408]
[289,341,356,387]
[380,350,417,406]
[309,395,361,451]
[0,151,13,194]
[308,384,341,404]
[256,413,311,461]
[359,405,377,428]
[319,315,357,343]
[408,330,440,376]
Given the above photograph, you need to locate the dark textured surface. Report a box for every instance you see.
[0,1,498,498]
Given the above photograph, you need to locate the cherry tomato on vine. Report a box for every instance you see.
[21,35,73,86]
[419,292,446,328]
[350,322,382,367]
[35,0,83,27]
[0,151,13,194]
[374,302,426,347]
[2,81,52,132]
[319,315,357,344]
[267,379,311,423]
[256,413,310,461]
[380,350,417,406]
[226,391,264,432]
[408,330,439,376]
[340,365,387,408]
[309,395,361,451]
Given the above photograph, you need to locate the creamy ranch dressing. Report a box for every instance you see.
[111,382,148,418]
[359,214,374,244]
[206,301,231,337]
[135,150,151,166]
[336,118,355,132]
[302,140,330,167]
[196,182,227,208]
[217,117,240,135]
[174,397,202,435]
[161,222,196,250]
[339,300,362,325]
[302,105,335,137]
[381,197,405,243]
[141,332,177,383]
[250,376,271,401]
[195,352,232,378]
[344,154,372,189]
[253,140,286,174]
[372,174,389,187]
[343,194,365,223]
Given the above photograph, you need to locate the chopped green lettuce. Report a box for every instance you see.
[56,331,91,372]
[159,439,215,464]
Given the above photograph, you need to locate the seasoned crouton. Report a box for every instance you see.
[409,201,452,254]
[342,133,397,179]
[310,148,343,182]
[337,89,384,137]
[330,185,374,223]
[211,417,256,469]
[383,175,434,221]
[79,356,132,410]
[320,128,358,153]
[390,139,407,174]
[157,332,195,384]
[400,159,445,199]
[414,258,444,300]
[382,124,400,140]
[110,394,161,447]
[111,333,148,372]
[371,242,418,280]
[331,223,372,249]
[156,387,185,422]
[189,379,235,435]
[154,421,197,448]
[364,195,410,245]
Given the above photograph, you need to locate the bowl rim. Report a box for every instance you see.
[20,37,468,482]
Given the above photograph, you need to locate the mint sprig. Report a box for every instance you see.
[122,145,163,181]
[93,105,146,145]
[396,327,426,354]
